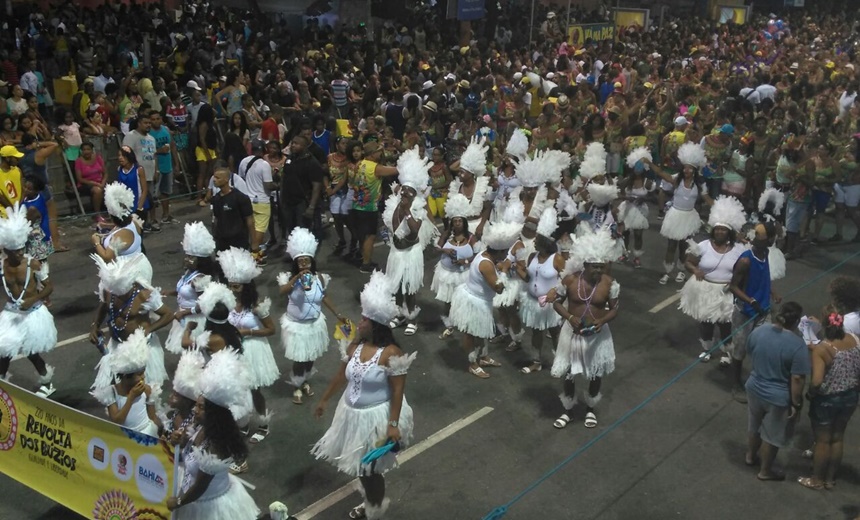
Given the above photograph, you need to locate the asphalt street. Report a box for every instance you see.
[1,199,859,520]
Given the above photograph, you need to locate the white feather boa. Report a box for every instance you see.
[447,176,491,219]
[382,193,439,248]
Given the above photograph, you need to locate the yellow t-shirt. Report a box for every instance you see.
[0,165,23,218]
[352,160,381,212]
[528,87,542,118]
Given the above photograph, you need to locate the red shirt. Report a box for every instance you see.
[260,118,279,142]
[165,103,188,130]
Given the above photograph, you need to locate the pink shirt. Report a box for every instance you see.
[59,122,82,147]
[75,155,105,185]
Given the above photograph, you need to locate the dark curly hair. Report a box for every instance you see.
[203,399,249,462]
[205,302,243,353]
[829,276,860,315]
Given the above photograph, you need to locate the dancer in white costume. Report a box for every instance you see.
[0,203,57,396]
[577,181,625,261]
[449,136,492,238]
[91,181,153,285]
[90,254,172,389]
[167,349,260,520]
[278,227,345,405]
[164,348,206,445]
[493,128,528,216]
[91,328,163,437]
[432,193,478,339]
[186,282,242,359]
[645,144,714,285]
[620,147,655,268]
[756,188,787,281]
[450,219,518,379]
[493,199,527,352]
[384,147,439,336]
[551,227,620,429]
[164,222,216,354]
[313,271,416,520]
[679,196,746,364]
[217,247,278,452]
[519,208,564,374]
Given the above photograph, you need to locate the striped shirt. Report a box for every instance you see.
[331,79,350,107]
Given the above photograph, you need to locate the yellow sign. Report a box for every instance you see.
[568,23,615,46]
[0,380,174,520]
[615,9,648,30]
[717,6,748,24]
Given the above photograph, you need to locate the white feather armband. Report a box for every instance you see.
[146,383,162,405]
[685,239,702,257]
[256,297,272,318]
[386,352,417,376]
[91,386,115,407]
[609,280,620,300]
[192,274,212,292]
[276,272,290,286]
[338,339,351,363]
[193,447,233,475]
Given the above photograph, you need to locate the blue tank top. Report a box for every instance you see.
[23,193,50,240]
[738,249,771,317]
[117,164,149,210]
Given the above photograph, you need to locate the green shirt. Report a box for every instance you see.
[352,159,382,212]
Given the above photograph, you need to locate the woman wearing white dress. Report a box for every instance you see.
[448,136,492,238]
[679,196,746,364]
[278,227,344,405]
[91,328,162,437]
[313,271,416,520]
[620,147,655,268]
[644,144,714,285]
[218,247,279,453]
[91,182,153,285]
[167,348,260,520]
[432,194,477,339]
[164,222,216,354]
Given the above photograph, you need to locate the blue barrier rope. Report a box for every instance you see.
[483,248,860,520]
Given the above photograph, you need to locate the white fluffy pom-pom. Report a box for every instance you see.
[758,187,786,217]
[677,142,707,169]
[277,272,290,286]
[626,146,652,170]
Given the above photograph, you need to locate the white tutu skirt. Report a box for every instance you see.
[551,322,615,380]
[678,278,733,323]
[618,201,650,230]
[242,336,280,389]
[385,244,425,295]
[519,293,562,331]
[93,334,167,388]
[431,263,468,303]
[450,286,496,339]
[281,313,329,363]
[0,304,57,357]
[164,314,206,354]
[312,396,414,478]
[769,246,786,280]
[175,475,260,520]
[493,274,522,308]
[660,207,702,240]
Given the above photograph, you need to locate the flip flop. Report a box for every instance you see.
[584,412,598,428]
[521,363,542,374]
[348,505,366,519]
[249,427,269,444]
[292,389,303,405]
[469,366,490,379]
[301,382,314,397]
[479,357,502,367]
[53,245,70,253]
[797,476,824,490]
[553,413,571,429]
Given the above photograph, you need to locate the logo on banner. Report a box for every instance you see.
[112,448,133,482]
[0,388,18,451]
[135,453,168,503]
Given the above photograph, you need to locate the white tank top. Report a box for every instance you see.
[628,185,649,204]
[440,238,475,271]
[229,307,261,330]
[495,171,521,202]
[697,240,744,283]
[112,388,157,436]
[672,180,700,211]
[527,253,559,298]
[176,271,202,310]
[465,254,497,301]
[287,275,325,321]
[104,221,142,255]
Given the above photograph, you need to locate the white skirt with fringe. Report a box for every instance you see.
[551,322,615,380]
[385,244,426,295]
[431,263,468,303]
[175,475,259,520]
[93,334,167,389]
[769,246,786,280]
[659,207,702,241]
[519,293,562,330]
[312,396,414,478]
[242,336,280,389]
[618,201,650,230]
[164,314,207,354]
[0,304,57,357]
[493,274,523,308]
[678,277,733,323]
[450,286,496,339]
[281,313,329,363]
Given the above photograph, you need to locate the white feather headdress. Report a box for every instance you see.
[91,253,145,295]
[172,348,206,401]
[758,187,785,217]
[514,151,545,188]
[708,195,747,231]
[506,128,529,161]
[0,203,31,250]
[536,206,558,238]
[543,150,572,186]
[108,327,149,375]
[182,221,216,257]
[286,227,318,259]
[104,182,135,219]
[587,183,619,207]
[197,282,237,321]
[502,198,527,224]
[482,221,522,250]
[579,142,608,180]
[199,348,254,420]
[459,136,488,176]
[626,146,652,171]
[564,226,617,275]
[556,189,578,219]
[396,146,431,194]
[444,193,472,219]
[677,142,707,169]
[217,247,261,284]
[360,271,399,325]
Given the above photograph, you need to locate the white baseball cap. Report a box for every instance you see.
[674,116,689,126]
[186,80,202,91]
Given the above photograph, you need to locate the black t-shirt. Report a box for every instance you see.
[212,188,252,243]
[280,153,324,207]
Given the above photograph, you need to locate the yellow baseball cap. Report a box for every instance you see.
[0,145,24,159]
[643,82,654,89]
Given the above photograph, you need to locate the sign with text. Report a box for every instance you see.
[457,0,485,21]
[568,23,615,46]
[0,380,174,520]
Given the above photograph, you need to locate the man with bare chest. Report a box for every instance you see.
[550,228,620,430]
[0,204,57,397]
[384,148,437,336]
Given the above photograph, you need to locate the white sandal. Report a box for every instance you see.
[388,316,405,329]
[521,362,542,374]
[584,412,598,428]
[469,366,490,379]
[439,326,454,339]
[404,323,418,336]
[553,413,572,429]
[698,351,711,363]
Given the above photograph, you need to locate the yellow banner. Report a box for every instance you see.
[568,23,615,46]
[615,9,647,30]
[0,380,174,520]
[717,6,748,24]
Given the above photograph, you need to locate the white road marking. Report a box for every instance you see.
[294,406,494,520]
[648,292,681,313]
[56,332,92,348]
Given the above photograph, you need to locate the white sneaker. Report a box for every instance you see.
[659,274,670,285]
[35,383,56,398]
[675,272,687,283]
